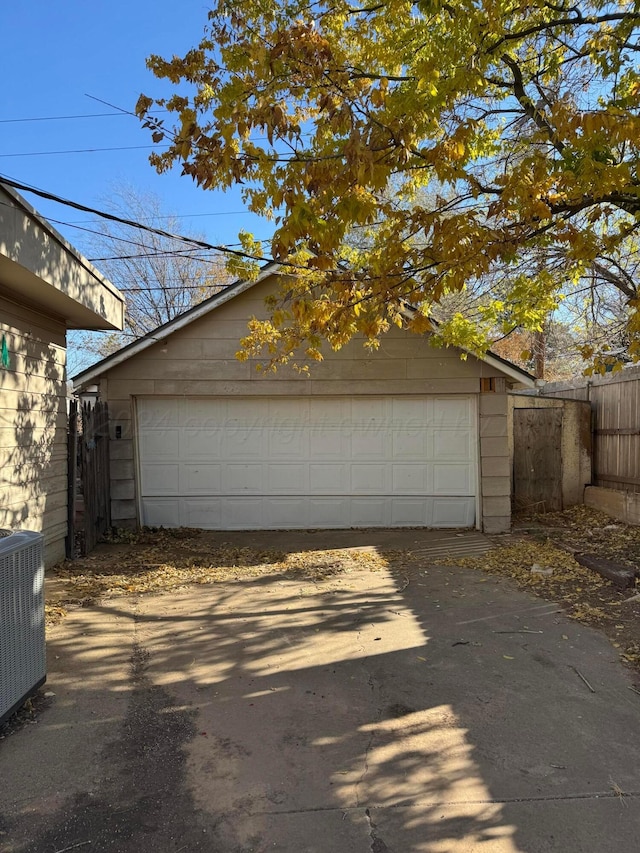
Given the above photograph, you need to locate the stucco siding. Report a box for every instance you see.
[94,274,514,532]
[0,293,68,564]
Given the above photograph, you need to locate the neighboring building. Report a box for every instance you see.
[0,183,124,565]
[74,265,533,535]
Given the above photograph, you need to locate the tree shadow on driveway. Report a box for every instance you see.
[4,533,640,852]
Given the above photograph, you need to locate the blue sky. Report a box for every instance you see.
[0,1,273,254]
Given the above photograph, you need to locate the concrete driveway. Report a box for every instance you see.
[2,530,640,852]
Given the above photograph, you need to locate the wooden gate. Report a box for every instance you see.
[513,407,563,512]
[66,400,111,557]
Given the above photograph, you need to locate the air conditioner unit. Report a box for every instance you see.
[0,530,46,724]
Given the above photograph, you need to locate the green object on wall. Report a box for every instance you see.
[1,334,9,369]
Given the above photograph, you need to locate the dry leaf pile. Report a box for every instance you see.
[48,529,387,624]
[519,505,640,569]
[435,511,640,671]
[45,512,640,671]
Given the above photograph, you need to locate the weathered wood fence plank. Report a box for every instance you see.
[78,401,111,555]
[538,367,640,494]
[513,407,563,511]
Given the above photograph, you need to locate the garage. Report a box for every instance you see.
[73,266,534,534]
[136,395,478,529]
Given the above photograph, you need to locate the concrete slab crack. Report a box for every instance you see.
[355,674,381,808]
[365,807,390,853]
[355,726,376,808]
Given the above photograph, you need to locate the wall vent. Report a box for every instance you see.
[0,530,46,724]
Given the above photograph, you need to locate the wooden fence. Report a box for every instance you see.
[66,400,112,557]
[539,365,640,494]
[513,406,564,512]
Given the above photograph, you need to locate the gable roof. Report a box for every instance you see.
[72,261,535,388]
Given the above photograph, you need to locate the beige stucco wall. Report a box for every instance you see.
[0,291,68,565]
[509,395,592,509]
[94,275,514,533]
[584,486,640,525]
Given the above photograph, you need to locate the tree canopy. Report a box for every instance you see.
[137,0,640,372]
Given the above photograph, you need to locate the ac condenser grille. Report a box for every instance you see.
[0,530,46,724]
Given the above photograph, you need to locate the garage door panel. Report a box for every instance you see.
[351,398,388,425]
[392,464,429,493]
[266,463,308,493]
[309,397,350,426]
[392,397,428,426]
[308,429,350,459]
[351,463,387,493]
[141,464,181,495]
[224,463,263,493]
[391,498,429,526]
[221,497,263,529]
[136,396,477,530]
[267,428,308,459]
[310,463,348,493]
[142,497,181,527]
[139,429,180,459]
[182,498,223,528]
[433,464,473,495]
[185,398,226,427]
[307,498,350,527]
[351,430,387,458]
[264,497,308,528]
[223,429,263,459]
[431,396,473,426]
[351,498,388,526]
[184,428,223,458]
[392,429,427,458]
[269,398,309,426]
[433,430,473,459]
[184,464,221,494]
[138,399,180,429]
[432,498,475,527]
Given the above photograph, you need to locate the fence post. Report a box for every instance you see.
[66,400,78,559]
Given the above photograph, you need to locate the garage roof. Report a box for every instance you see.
[72,261,535,389]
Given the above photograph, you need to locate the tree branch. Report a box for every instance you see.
[489,11,640,54]
[501,53,566,154]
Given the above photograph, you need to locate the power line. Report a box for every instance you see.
[66,210,249,224]
[113,284,228,293]
[0,111,166,124]
[0,144,166,158]
[0,173,269,264]
[0,196,235,260]
[43,213,222,255]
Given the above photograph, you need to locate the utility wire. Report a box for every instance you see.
[0,173,271,265]
[66,210,249,223]
[0,110,167,124]
[43,213,222,254]
[0,144,167,158]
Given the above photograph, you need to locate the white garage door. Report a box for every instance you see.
[136,396,477,529]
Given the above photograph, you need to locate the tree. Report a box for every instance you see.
[136,0,640,372]
[69,186,229,374]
